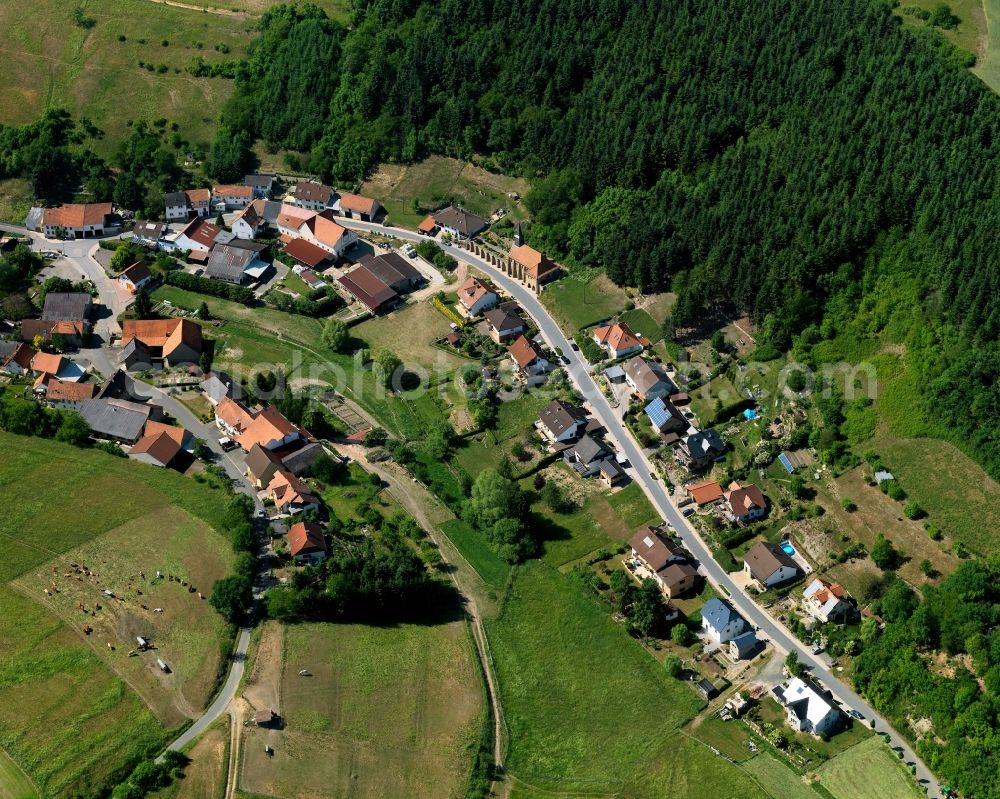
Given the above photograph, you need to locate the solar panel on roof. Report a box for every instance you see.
[778,452,794,474]
[645,398,671,428]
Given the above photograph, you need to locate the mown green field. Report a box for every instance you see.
[0,748,37,799]
[240,621,481,799]
[816,735,923,799]
[487,562,771,797]
[540,270,630,333]
[742,752,821,799]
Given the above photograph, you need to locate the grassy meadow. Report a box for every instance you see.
[816,735,923,799]
[540,269,630,332]
[0,432,235,795]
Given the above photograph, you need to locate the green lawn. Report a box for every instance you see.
[816,736,923,799]
[486,561,697,791]
[620,308,663,344]
[691,717,760,763]
[743,752,822,799]
[0,749,38,799]
[978,0,1000,93]
[540,270,630,333]
[437,519,510,589]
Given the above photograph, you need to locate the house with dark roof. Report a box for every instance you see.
[728,630,759,660]
[288,520,327,564]
[279,441,325,477]
[676,428,726,470]
[657,562,698,598]
[132,220,168,248]
[245,443,282,488]
[337,266,399,314]
[205,242,266,285]
[232,202,264,240]
[537,399,586,443]
[645,397,686,436]
[96,369,149,403]
[743,540,800,588]
[0,342,35,375]
[483,307,524,343]
[244,173,276,199]
[200,372,243,406]
[42,293,91,326]
[359,252,422,292]
[79,398,158,444]
[164,191,192,221]
[118,261,152,294]
[564,434,612,477]
[624,356,675,400]
[701,597,747,643]
[628,527,691,595]
[290,181,334,211]
[432,205,488,239]
[21,319,85,350]
[724,481,768,524]
[120,319,202,369]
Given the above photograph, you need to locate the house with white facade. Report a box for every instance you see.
[701,597,747,643]
[773,678,841,737]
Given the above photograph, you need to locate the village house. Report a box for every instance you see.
[30,351,73,385]
[244,174,276,199]
[164,191,193,222]
[483,307,525,343]
[43,379,97,410]
[205,241,269,285]
[0,342,35,375]
[129,421,186,469]
[629,526,688,573]
[79,398,160,444]
[214,396,257,438]
[20,319,85,350]
[772,677,841,737]
[118,261,152,294]
[359,253,422,292]
[564,434,613,478]
[236,404,307,453]
[231,202,264,240]
[42,292,92,329]
[728,630,759,660]
[289,181,334,211]
[743,540,800,588]
[685,479,724,506]
[200,372,243,406]
[244,444,282,488]
[417,215,438,235]
[802,578,851,623]
[120,319,202,370]
[212,184,253,211]
[337,265,399,314]
[282,238,334,271]
[276,203,317,237]
[173,217,231,254]
[657,562,698,598]
[509,335,549,379]
[676,428,726,470]
[624,356,675,400]
[701,597,748,643]
[432,205,488,240]
[508,244,561,291]
[645,396,686,436]
[724,481,768,524]
[288,520,328,564]
[537,399,587,443]
[332,192,380,222]
[41,202,117,239]
[267,469,320,516]
[298,210,358,258]
[457,276,499,316]
[591,322,650,359]
[132,220,168,249]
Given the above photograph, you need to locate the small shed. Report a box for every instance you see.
[874,469,895,484]
[254,708,279,728]
[603,365,626,384]
[696,679,718,699]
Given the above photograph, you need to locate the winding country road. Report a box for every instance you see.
[339,219,939,797]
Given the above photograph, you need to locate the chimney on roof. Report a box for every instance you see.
[513,222,524,247]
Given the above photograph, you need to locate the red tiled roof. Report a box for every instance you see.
[237,405,300,451]
[122,319,201,359]
[457,277,493,310]
[337,192,377,215]
[337,266,397,313]
[276,204,316,230]
[509,244,559,279]
[215,397,256,434]
[31,351,65,375]
[725,481,767,515]
[178,217,223,249]
[4,342,36,369]
[288,520,327,557]
[509,335,544,369]
[46,379,97,402]
[302,211,349,250]
[417,215,437,233]
[593,322,649,355]
[43,203,112,230]
[213,184,253,199]
[283,238,333,269]
[185,188,211,206]
[130,430,182,466]
[686,479,723,505]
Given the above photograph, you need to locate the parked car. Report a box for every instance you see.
[570,342,579,351]
[849,709,864,720]
[682,507,695,517]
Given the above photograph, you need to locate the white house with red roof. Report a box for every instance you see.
[592,322,650,359]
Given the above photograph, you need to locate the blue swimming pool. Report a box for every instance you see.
[781,543,796,556]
